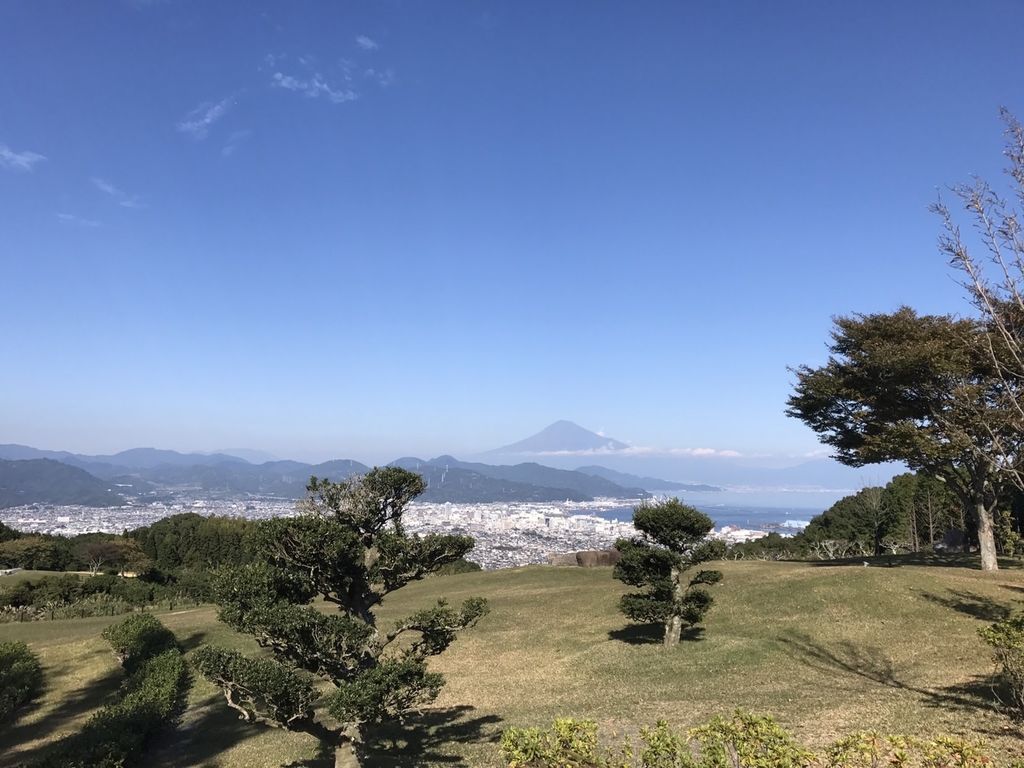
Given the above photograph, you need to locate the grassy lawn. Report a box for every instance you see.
[3,558,1024,766]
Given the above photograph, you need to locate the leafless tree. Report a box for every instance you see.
[935,108,1024,490]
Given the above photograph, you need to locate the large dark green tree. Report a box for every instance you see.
[613,499,723,648]
[787,308,1023,571]
[193,467,488,768]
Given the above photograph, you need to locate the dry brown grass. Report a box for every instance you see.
[3,558,1024,766]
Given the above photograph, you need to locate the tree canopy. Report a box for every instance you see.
[193,467,488,768]
[613,498,723,647]
[787,307,1023,570]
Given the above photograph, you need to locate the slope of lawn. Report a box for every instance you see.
[2,557,1023,766]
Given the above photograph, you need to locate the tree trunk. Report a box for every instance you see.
[663,566,682,648]
[926,490,935,546]
[977,500,999,572]
[334,724,363,768]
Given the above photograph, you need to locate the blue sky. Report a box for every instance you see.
[2,0,1023,464]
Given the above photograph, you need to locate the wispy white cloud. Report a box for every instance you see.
[91,177,144,208]
[355,35,379,51]
[271,72,357,104]
[0,143,46,172]
[221,129,251,157]
[176,95,234,139]
[56,212,101,227]
[363,68,395,87]
[262,53,287,70]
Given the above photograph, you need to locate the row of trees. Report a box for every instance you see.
[787,111,1024,572]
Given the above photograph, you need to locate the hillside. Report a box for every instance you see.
[0,444,651,504]
[575,464,723,493]
[388,458,592,502]
[2,558,1022,766]
[430,456,648,499]
[0,459,123,508]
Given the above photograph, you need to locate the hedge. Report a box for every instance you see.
[0,640,43,723]
[31,614,190,768]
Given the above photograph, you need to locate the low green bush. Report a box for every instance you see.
[980,611,1024,715]
[101,612,177,672]
[0,640,43,723]
[31,614,190,768]
[501,712,1007,768]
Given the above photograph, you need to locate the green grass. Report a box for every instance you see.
[3,558,1024,766]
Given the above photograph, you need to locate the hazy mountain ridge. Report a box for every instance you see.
[0,459,124,508]
[575,465,723,493]
[0,446,647,505]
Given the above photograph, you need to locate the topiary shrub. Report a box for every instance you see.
[101,612,176,672]
[0,640,43,723]
[980,611,1024,715]
[31,614,190,768]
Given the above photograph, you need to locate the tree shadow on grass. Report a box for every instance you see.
[780,631,1008,732]
[0,657,124,768]
[149,691,270,768]
[607,623,704,645]
[177,629,210,653]
[362,705,504,767]
[805,552,1024,570]
[152,700,502,768]
[919,589,1013,622]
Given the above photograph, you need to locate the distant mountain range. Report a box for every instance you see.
[0,443,679,508]
[0,419,898,510]
[575,465,722,493]
[0,459,124,508]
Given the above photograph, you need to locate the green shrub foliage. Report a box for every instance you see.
[501,712,1003,768]
[614,498,723,647]
[192,646,317,727]
[101,611,177,672]
[0,640,43,723]
[980,611,1024,715]
[31,615,190,768]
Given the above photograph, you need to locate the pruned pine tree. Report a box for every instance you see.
[613,499,723,648]
[193,467,488,768]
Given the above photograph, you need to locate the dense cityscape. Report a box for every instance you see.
[0,495,781,570]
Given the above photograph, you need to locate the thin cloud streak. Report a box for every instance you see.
[0,143,46,172]
[91,177,144,208]
[355,35,379,50]
[56,212,101,227]
[221,129,251,157]
[176,95,234,139]
[271,72,357,104]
